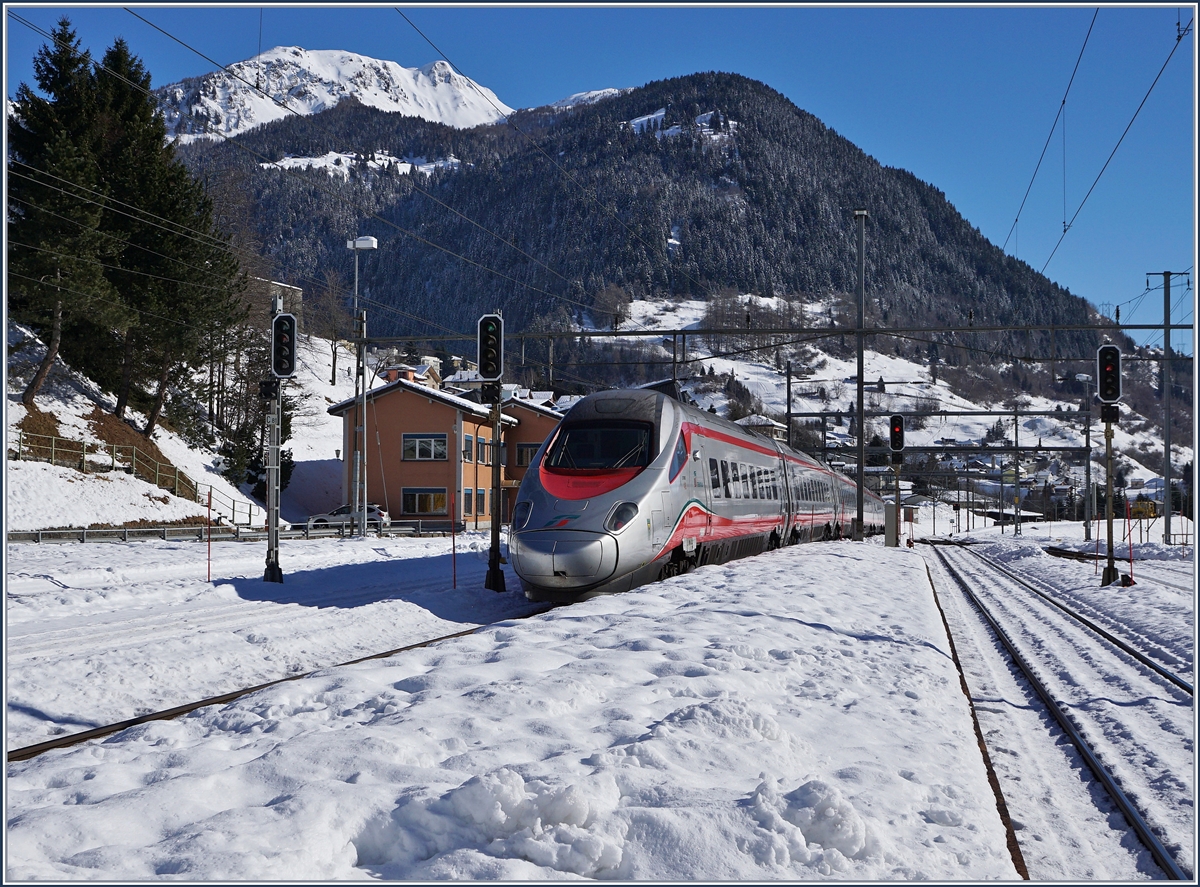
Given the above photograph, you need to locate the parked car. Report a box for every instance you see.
[307,504,390,529]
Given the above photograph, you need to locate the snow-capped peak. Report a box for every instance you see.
[155,47,514,142]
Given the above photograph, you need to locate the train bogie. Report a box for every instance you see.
[508,388,886,602]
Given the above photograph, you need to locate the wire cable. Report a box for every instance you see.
[120,8,588,308]
[1002,9,1098,253]
[9,239,243,296]
[394,7,714,323]
[8,11,583,321]
[1040,16,1194,273]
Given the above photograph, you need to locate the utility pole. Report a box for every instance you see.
[786,361,793,449]
[1102,409,1120,586]
[347,236,377,537]
[358,310,369,536]
[487,397,505,593]
[1013,403,1021,536]
[854,209,868,541]
[1073,373,1095,541]
[1152,270,1188,544]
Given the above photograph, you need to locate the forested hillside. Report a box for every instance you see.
[177,71,1109,362]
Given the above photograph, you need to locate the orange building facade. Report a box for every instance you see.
[328,380,561,529]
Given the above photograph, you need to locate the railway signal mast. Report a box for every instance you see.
[478,313,506,593]
[1096,345,1123,587]
[264,305,295,583]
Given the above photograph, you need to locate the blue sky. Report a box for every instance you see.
[5,4,1195,354]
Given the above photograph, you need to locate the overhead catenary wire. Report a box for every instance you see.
[1002,8,1098,254]
[393,7,715,323]
[9,239,248,297]
[7,12,589,329]
[7,192,252,285]
[119,8,603,320]
[8,270,208,330]
[1040,16,1194,273]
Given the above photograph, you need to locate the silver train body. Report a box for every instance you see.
[508,389,886,602]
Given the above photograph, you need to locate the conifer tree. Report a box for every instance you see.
[7,18,124,404]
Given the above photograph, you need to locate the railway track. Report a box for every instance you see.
[932,543,1192,879]
[7,602,559,764]
[6,571,469,662]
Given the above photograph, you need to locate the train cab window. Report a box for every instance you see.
[670,435,688,481]
[544,421,653,470]
[709,458,722,497]
[721,461,733,498]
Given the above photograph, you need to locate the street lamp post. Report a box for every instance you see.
[348,236,377,537]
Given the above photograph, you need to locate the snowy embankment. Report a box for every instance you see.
[6,322,355,531]
[5,540,1020,880]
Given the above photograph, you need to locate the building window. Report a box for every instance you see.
[402,487,447,514]
[462,434,473,462]
[463,488,473,515]
[516,443,540,467]
[403,434,448,461]
[477,437,488,465]
[476,488,486,514]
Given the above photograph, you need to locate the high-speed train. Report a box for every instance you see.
[508,388,886,602]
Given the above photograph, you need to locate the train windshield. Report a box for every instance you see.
[543,421,653,471]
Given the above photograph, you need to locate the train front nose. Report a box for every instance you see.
[510,530,618,590]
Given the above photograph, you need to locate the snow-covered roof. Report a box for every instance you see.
[735,414,786,430]
[328,377,516,425]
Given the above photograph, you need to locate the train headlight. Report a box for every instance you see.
[512,501,533,531]
[605,501,639,532]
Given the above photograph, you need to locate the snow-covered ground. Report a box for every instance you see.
[6,322,357,530]
[261,150,460,180]
[4,517,1193,879]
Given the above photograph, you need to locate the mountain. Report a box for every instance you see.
[178,71,1102,341]
[155,47,514,141]
[172,68,1192,444]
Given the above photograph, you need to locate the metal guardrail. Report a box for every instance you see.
[6,520,470,545]
[8,427,264,527]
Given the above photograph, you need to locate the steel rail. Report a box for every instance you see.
[931,545,1189,880]
[963,547,1193,695]
[6,605,557,764]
